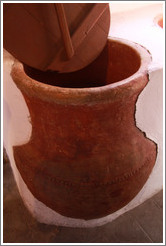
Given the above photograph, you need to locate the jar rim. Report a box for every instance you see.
[11,37,152,105]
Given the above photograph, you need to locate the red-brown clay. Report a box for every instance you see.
[3,3,110,72]
[11,38,157,220]
[158,17,163,28]
[154,14,163,28]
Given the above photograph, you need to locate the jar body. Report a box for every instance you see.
[9,38,157,220]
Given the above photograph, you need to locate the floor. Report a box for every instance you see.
[3,156,163,244]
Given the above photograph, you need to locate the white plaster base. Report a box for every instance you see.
[136,68,163,196]
[6,152,161,228]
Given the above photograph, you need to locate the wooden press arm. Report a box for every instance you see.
[54,3,109,61]
[55,3,74,60]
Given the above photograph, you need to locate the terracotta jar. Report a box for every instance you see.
[11,37,157,220]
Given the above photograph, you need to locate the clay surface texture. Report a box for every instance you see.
[10,38,157,220]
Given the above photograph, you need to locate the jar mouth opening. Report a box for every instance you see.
[11,37,151,105]
[22,37,151,90]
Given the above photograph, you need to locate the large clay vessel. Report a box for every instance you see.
[10,37,157,220]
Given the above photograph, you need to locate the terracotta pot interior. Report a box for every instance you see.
[23,40,141,88]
